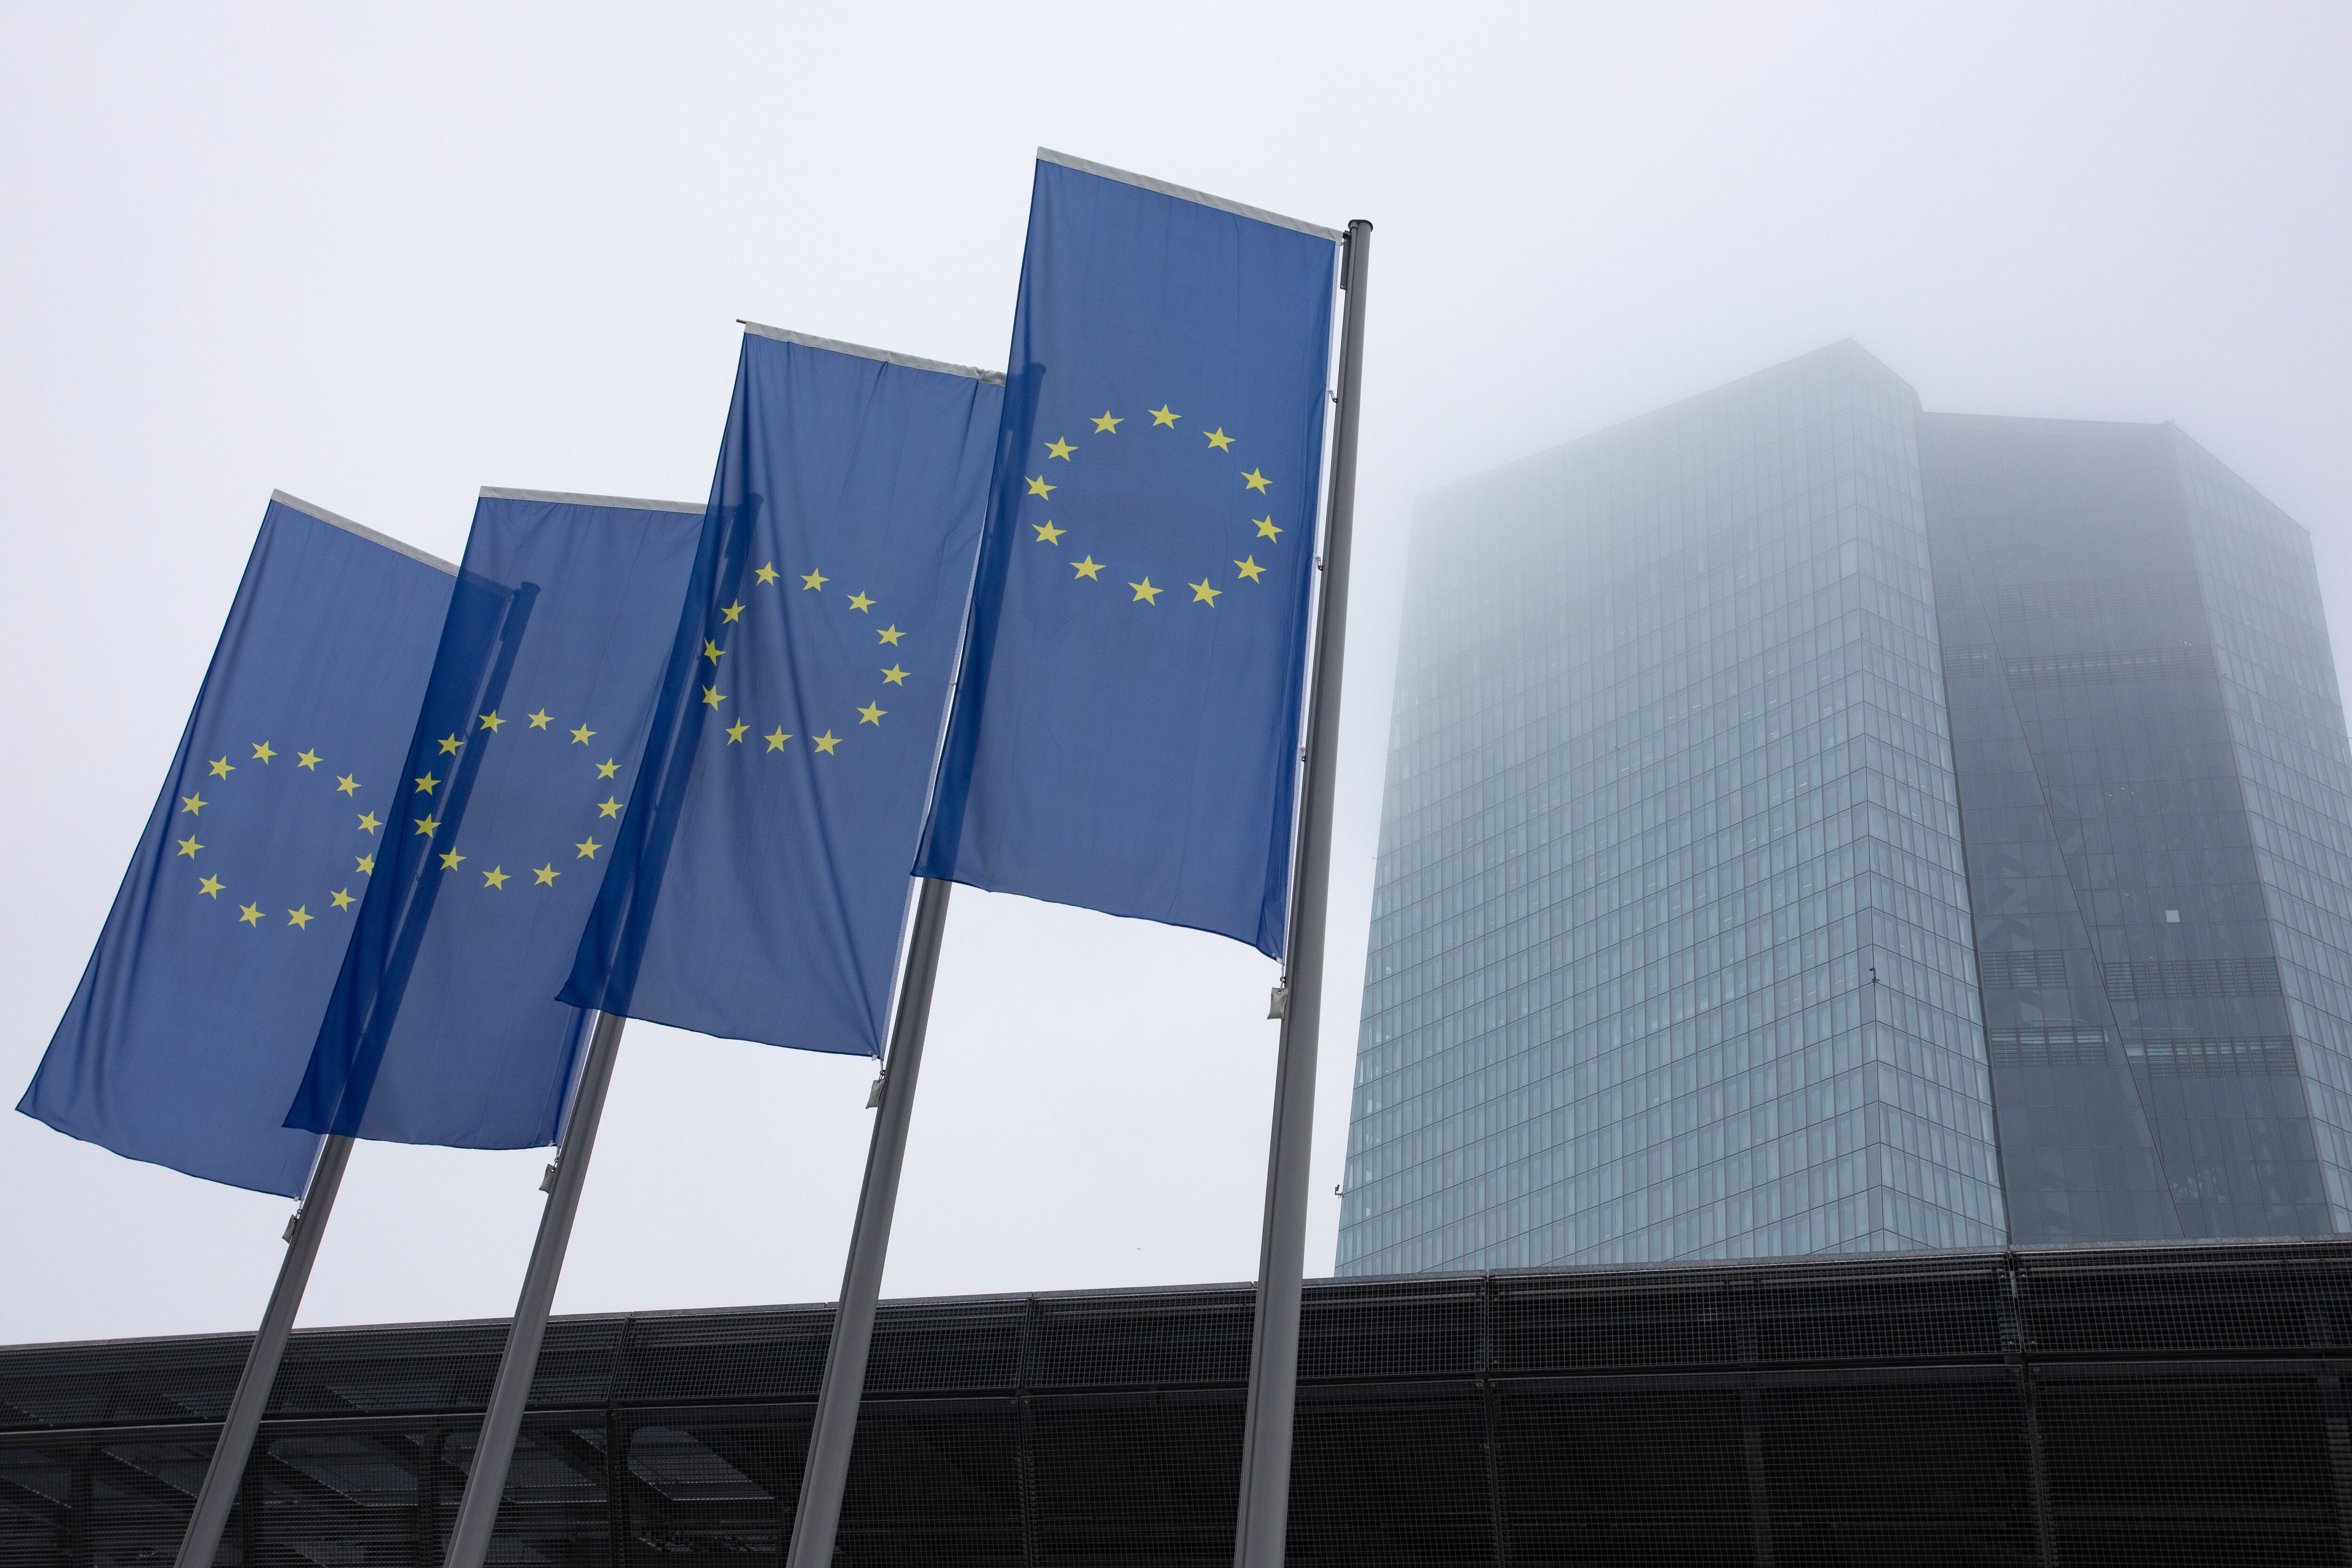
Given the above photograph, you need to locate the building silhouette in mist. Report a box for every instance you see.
[1337,342,2352,1272]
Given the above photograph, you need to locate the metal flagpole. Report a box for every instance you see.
[175,1134,356,1568]
[783,875,954,1568]
[1232,217,1373,1568]
[441,1009,628,1568]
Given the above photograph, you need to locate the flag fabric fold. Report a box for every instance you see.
[563,328,1001,1055]
[914,151,1341,957]
[17,495,454,1195]
[286,490,702,1146]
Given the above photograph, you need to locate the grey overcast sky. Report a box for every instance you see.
[3,3,2347,1345]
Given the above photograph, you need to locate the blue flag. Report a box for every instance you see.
[915,152,1340,957]
[286,490,702,1146]
[17,495,453,1195]
[563,328,1001,1054]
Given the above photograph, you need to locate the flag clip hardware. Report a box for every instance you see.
[282,1211,301,1243]
[1268,984,1288,1020]
[540,1162,559,1194]
[866,1076,886,1110]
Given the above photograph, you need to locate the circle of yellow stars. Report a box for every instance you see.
[407,708,624,897]
[181,738,371,931]
[188,705,634,928]
[1020,405,1281,608]
[697,556,911,762]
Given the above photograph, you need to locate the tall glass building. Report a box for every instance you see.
[1337,343,2352,1273]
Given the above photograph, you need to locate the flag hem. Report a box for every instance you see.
[271,490,457,576]
[478,486,706,515]
[738,322,1006,385]
[1035,147,1343,241]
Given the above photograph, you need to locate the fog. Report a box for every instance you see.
[2,3,2345,1344]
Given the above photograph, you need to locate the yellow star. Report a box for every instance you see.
[438,849,465,871]
[1026,474,1055,499]
[296,748,321,770]
[287,906,312,929]
[1151,405,1180,427]
[705,638,725,663]
[1073,557,1104,580]
[881,664,908,685]
[335,773,360,795]
[725,720,748,744]
[414,772,438,793]
[414,815,440,836]
[1255,516,1281,540]
[252,741,276,763]
[1131,577,1161,604]
[1045,436,1076,461]
[478,711,503,732]
[858,701,886,726]
[356,853,375,875]
[1093,410,1122,433]
[755,562,780,585]
[571,724,596,744]
[1033,520,1065,544]
[533,864,560,886]
[1242,469,1271,493]
[180,792,206,816]
[596,758,620,779]
[198,875,224,899]
[482,866,509,890]
[1205,428,1234,452]
[176,835,201,858]
[813,731,841,755]
[575,836,603,859]
[878,625,904,645]
[598,796,625,818]
[1191,578,1222,606]
[1235,556,1267,582]
[528,710,553,730]
[357,812,382,834]
[765,728,792,751]
[721,600,745,622]
[238,902,264,926]
[848,591,874,612]
[438,733,463,754]
[329,888,355,911]
[802,569,827,591]
[208,756,234,779]
[702,685,725,708]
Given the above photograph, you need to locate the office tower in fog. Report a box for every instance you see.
[1339,344,2352,1273]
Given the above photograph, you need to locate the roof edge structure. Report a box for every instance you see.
[1414,338,1915,521]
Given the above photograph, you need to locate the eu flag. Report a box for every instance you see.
[17,495,453,1195]
[286,490,702,1146]
[915,152,1340,957]
[563,328,1001,1054]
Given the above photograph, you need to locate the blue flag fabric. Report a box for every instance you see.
[286,490,702,1146]
[17,495,454,1195]
[914,152,1340,957]
[563,328,1001,1055]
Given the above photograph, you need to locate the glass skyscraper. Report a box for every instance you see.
[1337,342,2352,1273]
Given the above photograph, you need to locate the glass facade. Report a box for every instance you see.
[1339,349,2352,1273]
[2178,432,2352,1226]
[1921,416,2337,1240]
[1338,344,2010,1273]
